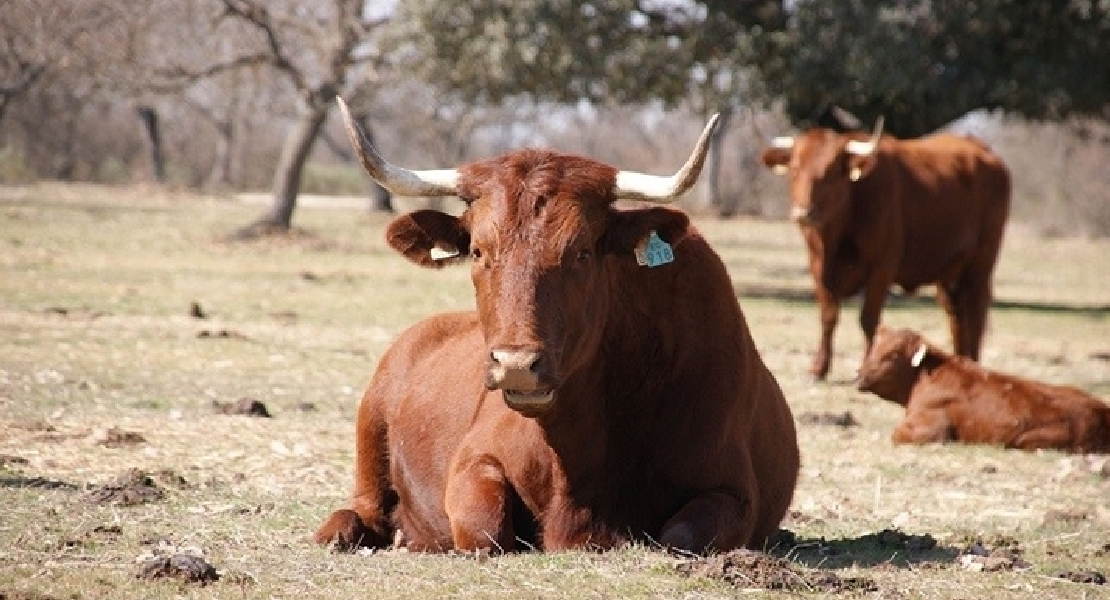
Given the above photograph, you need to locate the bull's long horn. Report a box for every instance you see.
[614,113,720,203]
[845,116,885,156]
[336,97,458,197]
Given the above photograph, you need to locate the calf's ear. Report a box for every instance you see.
[600,207,690,257]
[386,210,470,268]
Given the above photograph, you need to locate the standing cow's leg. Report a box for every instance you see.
[812,285,840,381]
[315,391,396,550]
[952,271,994,361]
[444,449,516,552]
[934,284,962,355]
[660,491,754,553]
[857,275,892,373]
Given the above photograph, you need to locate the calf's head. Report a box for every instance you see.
[759,118,883,227]
[855,325,935,405]
[337,99,717,416]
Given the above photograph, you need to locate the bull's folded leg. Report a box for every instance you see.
[314,505,393,551]
[659,492,753,553]
[444,453,515,552]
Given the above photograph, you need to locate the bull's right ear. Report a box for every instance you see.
[385,210,470,269]
[760,148,791,175]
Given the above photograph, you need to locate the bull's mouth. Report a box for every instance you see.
[502,389,555,411]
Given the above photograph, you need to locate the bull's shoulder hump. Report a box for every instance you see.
[393,310,481,348]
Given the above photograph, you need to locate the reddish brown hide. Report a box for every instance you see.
[315,107,800,555]
[857,326,1110,453]
[760,125,1011,380]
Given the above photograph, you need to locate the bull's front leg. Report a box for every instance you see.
[659,492,753,553]
[443,450,516,553]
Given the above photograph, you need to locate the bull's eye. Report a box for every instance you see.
[575,248,593,263]
[470,247,483,261]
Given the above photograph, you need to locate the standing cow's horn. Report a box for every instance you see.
[614,113,720,203]
[336,97,459,197]
[845,116,885,156]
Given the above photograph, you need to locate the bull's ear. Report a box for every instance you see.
[385,210,470,269]
[910,343,928,367]
[760,148,791,175]
[600,207,690,257]
[847,154,877,181]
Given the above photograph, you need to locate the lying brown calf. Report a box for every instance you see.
[856,326,1110,452]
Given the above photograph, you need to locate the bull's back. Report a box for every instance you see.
[368,311,487,547]
[887,135,1010,286]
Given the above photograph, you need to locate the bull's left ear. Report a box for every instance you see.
[599,207,690,258]
[847,154,877,182]
[385,209,471,269]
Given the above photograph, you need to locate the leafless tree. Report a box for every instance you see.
[152,0,393,237]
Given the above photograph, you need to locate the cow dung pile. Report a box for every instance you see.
[212,397,272,418]
[136,553,219,585]
[84,469,168,506]
[677,549,878,594]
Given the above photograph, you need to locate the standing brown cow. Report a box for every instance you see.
[760,121,1011,380]
[857,326,1110,452]
[314,99,800,554]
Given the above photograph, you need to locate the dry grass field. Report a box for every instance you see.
[1,182,1108,599]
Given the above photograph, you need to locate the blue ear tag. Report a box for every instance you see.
[634,231,675,268]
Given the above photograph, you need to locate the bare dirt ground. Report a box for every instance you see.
[1,182,1108,599]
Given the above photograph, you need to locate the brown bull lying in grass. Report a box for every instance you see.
[856,326,1110,453]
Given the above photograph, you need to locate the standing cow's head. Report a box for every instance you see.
[337,98,717,417]
[759,119,884,227]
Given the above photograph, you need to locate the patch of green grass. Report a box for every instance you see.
[0,182,1108,600]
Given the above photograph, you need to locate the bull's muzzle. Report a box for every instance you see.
[486,349,555,411]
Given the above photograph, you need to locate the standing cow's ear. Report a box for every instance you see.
[847,154,877,182]
[385,210,471,269]
[910,343,929,367]
[760,148,792,175]
[599,207,690,258]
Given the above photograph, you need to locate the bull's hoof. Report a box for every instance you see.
[314,509,388,551]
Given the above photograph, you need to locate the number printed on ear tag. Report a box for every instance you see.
[634,231,675,268]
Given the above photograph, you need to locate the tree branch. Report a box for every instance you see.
[217,0,309,93]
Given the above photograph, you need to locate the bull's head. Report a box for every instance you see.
[337,98,718,416]
[759,118,883,227]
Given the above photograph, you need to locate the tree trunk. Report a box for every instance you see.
[205,120,233,190]
[137,106,166,183]
[706,107,735,217]
[232,106,328,238]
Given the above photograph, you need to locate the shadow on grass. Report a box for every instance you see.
[0,475,80,491]
[768,529,960,569]
[736,284,1110,317]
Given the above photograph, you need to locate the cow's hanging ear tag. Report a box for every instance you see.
[634,230,674,268]
[910,343,928,367]
[429,245,460,261]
